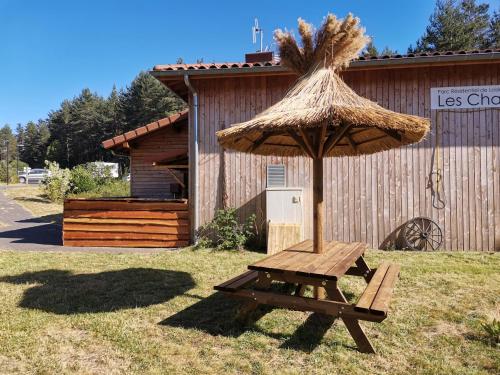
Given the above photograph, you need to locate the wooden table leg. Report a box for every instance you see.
[325,285,375,353]
[355,256,373,283]
[294,284,307,297]
[236,273,272,323]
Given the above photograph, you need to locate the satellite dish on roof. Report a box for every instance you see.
[252,18,263,52]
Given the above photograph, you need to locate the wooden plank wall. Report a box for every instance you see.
[130,123,188,198]
[195,62,500,251]
[63,199,189,247]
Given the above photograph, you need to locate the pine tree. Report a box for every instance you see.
[410,0,491,52]
[380,46,398,56]
[18,120,49,168]
[487,10,500,48]
[364,41,379,57]
[120,72,185,132]
[46,100,72,167]
[21,122,42,167]
[0,125,17,163]
[25,72,186,168]
[364,40,397,57]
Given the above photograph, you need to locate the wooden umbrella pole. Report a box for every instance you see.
[313,157,324,254]
[313,157,326,299]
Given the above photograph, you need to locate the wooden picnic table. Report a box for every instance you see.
[215,240,400,353]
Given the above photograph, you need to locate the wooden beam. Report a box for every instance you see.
[121,142,133,149]
[228,289,385,322]
[317,122,328,158]
[322,123,352,157]
[250,132,273,152]
[355,134,389,146]
[379,127,403,142]
[345,132,358,152]
[299,129,316,158]
[287,130,315,158]
[349,127,371,135]
[325,286,376,353]
[313,157,325,299]
[165,168,185,188]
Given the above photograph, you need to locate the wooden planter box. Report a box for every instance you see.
[63,198,190,248]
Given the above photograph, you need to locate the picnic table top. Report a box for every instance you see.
[248,240,367,281]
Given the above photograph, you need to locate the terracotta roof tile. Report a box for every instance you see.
[152,49,500,72]
[102,109,189,150]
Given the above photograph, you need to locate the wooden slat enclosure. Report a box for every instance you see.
[63,198,189,247]
[192,62,500,251]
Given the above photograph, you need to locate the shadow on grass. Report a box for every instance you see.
[160,292,254,337]
[161,283,356,352]
[14,196,52,204]
[280,313,338,352]
[0,268,195,314]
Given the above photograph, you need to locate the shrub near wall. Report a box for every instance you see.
[40,161,71,202]
[41,161,130,202]
[196,208,256,250]
[70,165,98,193]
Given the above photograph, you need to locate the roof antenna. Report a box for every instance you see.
[252,18,263,52]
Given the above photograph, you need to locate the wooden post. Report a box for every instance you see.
[313,157,324,254]
[313,157,325,299]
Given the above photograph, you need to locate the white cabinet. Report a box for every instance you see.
[265,187,304,239]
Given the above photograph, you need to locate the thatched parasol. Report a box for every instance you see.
[217,13,430,257]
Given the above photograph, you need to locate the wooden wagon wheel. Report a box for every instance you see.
[402,217,443,251]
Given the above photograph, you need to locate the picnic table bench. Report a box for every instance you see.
[215,240,400,353]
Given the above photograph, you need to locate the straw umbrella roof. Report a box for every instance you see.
[217,14,430,158]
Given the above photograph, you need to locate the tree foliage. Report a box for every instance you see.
[119,72,184,136]
[410,0,496,53]
[0,125,17,162]
[364,40,398,57]
[9,72,185,171]
[487,10,500,48]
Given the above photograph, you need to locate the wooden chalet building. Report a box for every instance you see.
[105,50,499,251]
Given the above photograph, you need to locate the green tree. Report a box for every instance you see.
[380,46,398,56]
[47,89,112,168]
[364,40,397,57]
[18,72,185,169]
[410,0,491,52]
[20,120,49,167]
[0,125,17,168]
[487,10,500,48]
[15,123,25,147]
[364,41,379,57]
[119,72,185,133]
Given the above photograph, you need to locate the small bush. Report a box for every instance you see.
[40,161,71,202]
[196,208,256,251]
[481,318,500,347]
[70,165,97,193]
[68,179,130,198]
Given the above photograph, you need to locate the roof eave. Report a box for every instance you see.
[150,52,500,80]
[102,110,189,150]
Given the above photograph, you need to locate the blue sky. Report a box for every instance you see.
[1,0,498,128]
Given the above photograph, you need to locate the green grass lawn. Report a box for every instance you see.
[0,248,498,375]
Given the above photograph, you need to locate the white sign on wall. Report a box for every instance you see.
[431,85,500,110]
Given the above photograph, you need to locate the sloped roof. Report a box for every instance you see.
[151,50,500,100]
[152,49,500,73]
[102,110,188,150]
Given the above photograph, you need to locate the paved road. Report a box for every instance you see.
[0,187,168,253]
